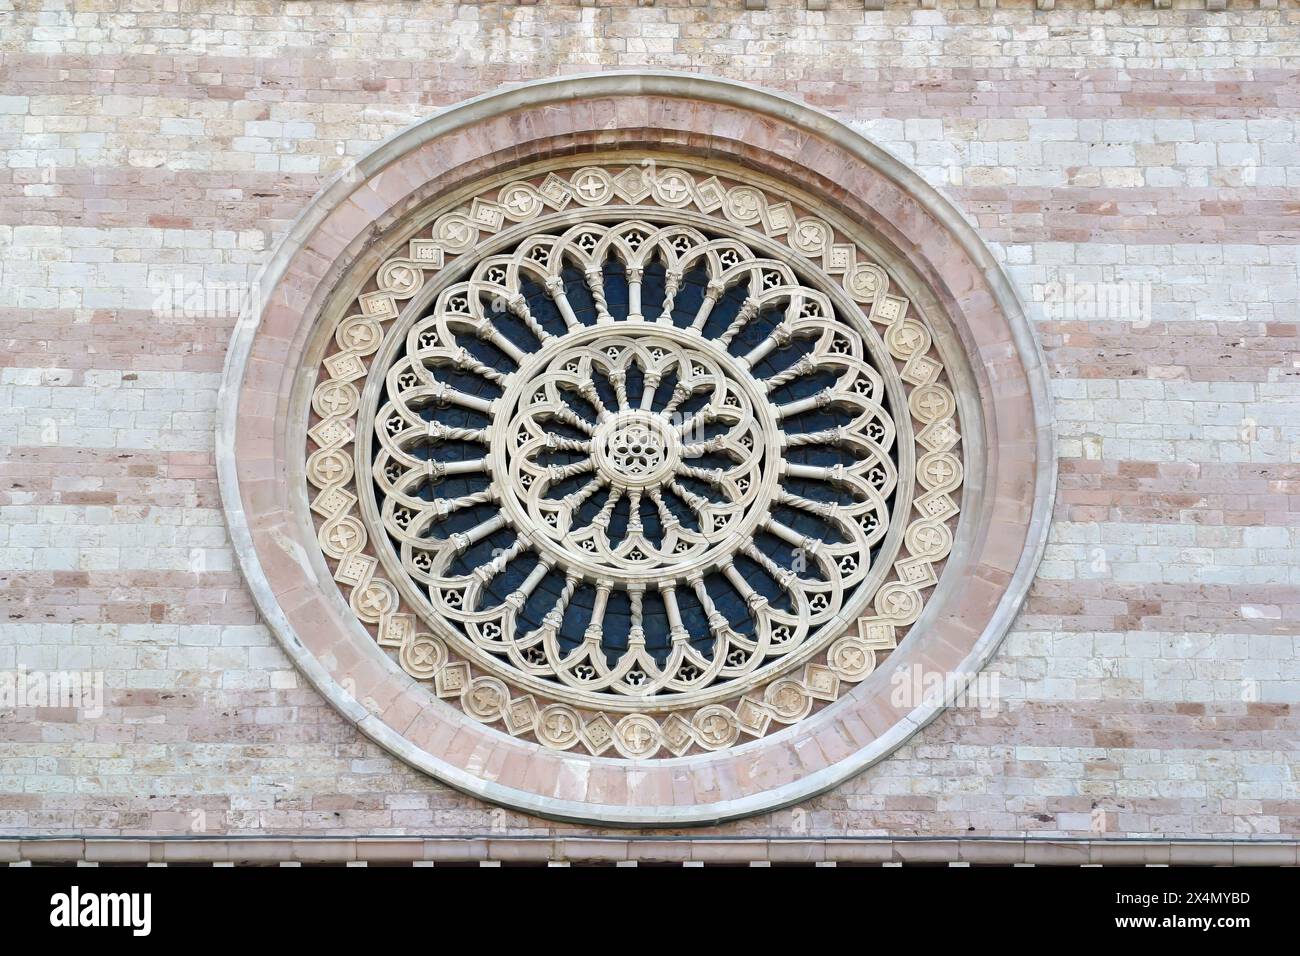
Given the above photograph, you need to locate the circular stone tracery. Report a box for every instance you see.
[368,214,906,709]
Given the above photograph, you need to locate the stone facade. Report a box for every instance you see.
[1,1,1298,842]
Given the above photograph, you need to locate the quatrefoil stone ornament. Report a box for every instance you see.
[222,74,1052,824]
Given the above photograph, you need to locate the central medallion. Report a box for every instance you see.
[594,412,676,487]
[491,323,783,583]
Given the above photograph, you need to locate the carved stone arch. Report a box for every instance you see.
[219,72,1054,825]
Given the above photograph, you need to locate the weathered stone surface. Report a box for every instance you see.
[1,0,1297,840]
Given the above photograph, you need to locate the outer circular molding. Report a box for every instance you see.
[218,71,1054,826]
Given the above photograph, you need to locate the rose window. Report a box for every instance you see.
[229,77,1050,820]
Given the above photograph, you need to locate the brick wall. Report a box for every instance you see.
[1,0,1298,838]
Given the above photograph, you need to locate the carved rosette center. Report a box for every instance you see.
[596,414,676,486]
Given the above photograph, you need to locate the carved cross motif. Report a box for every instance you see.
[575,173,605,200]
[659,176,688,201]
[327,523,358,550]
[318,385,351,415]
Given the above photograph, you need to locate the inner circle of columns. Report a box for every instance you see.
[490,322,783,585]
